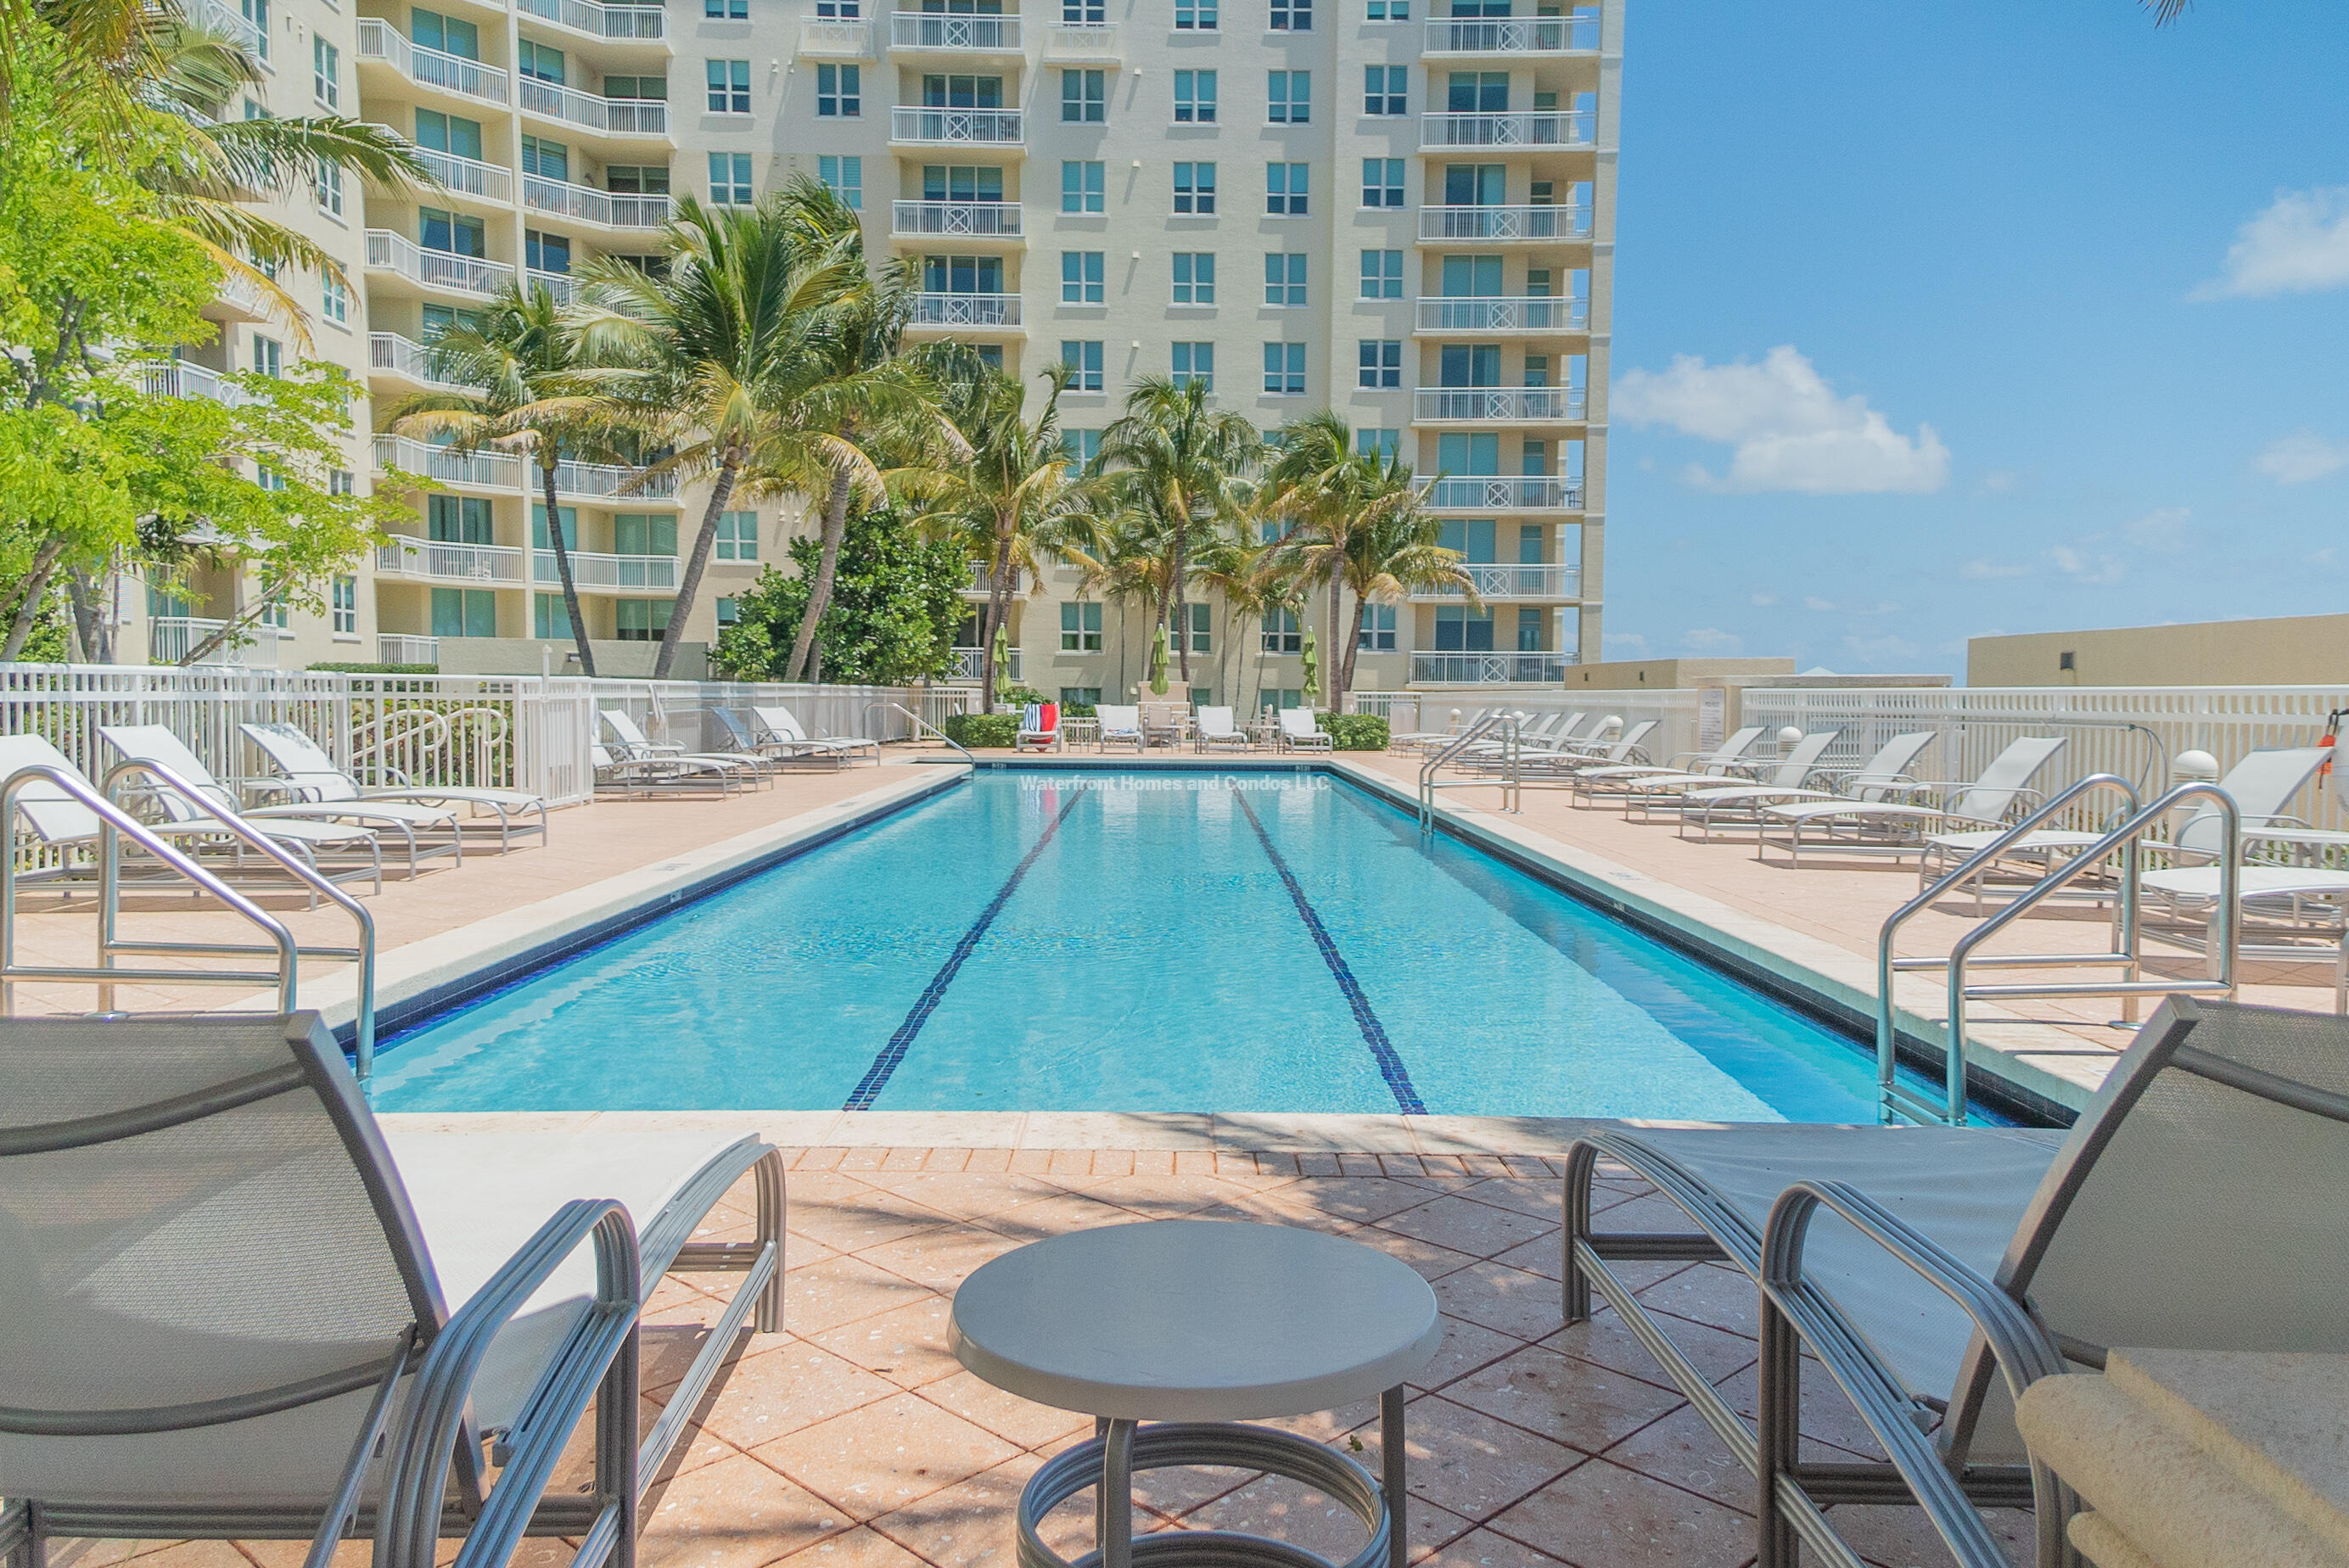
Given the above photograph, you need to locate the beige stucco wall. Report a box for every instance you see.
[1968,615,2349,688]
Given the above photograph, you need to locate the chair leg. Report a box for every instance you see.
[754,1148,788,1334]
[1561,1143,1601,1325]
[1755,1291,1803,1568]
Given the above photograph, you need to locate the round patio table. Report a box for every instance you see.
[949,1219,1442,1568]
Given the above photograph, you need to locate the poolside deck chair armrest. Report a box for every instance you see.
[387,1197,643,1568]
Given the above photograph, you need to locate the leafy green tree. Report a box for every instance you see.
[712,508,964,686]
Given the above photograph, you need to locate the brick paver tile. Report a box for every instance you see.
[1633,1265,1759,1340]
[639,1452,851,1568]
[857,1224,1023,1296]
[699,1338,900,1451]
[874,1173,1065,1221]
[964,1148,1014,1173]
[866,1453,1042,1568]
[1819,1503,2033,1568]
[757,1392,1019,1522]
[1457,1179,1565,1224]
[1416,1526,1576,1568]
[1377,1194,1559,1260]
[1080,1173,1255,1218]
[1174,1151,1218,1174]
[1488,1458,1757,1568]
[783,1254,936,1336]
[1366,1395,1584,1522]
[786,1188,956,1256]
[772,1526,928,1568]
[808,1294,963,1390]
[1352,1229,1485,1285]
[916,1369,1096,1451]
[1542,1307,1759,1389]
[1133,1151,1176,1175]
[1278,1177,1457,1226]
[1410,1314,1532,1395]
[1444,1344,1686,1457]
[1595,1405,1752,1509]
[976,1192,1146,1245]
[1430,1260,1570,1342]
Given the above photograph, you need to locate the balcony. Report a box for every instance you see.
[1415,296,1588,334]
[889,12,1023,53]
[526,268,578,303]
[798,17,877,55]
[149,617,283,669]
[1413,387,1584,423]
[1410,563,1580,600]
[132,361,253,406]
[891,200,1023,240]
[196,0,263,58]
[378,634,442,665]
[210,271,267,320]
[961,561,1025,597]
[535,550,678,591]
[1411,651,1572,685]
[1417,204,1591,243]
[1421,12,1597,54]
[524,174,676,230]
[1042,22,1118,58]
[398,139,514,203]
[552,456,680,501]
[948,647,1023,681]
[376,536,530,585]
[1422,475,1583,511]
[369,332,483,393]
[356,19,510,106]
[373,433,526,490]
[890,106,1023,146]
[908,293,1023,329]
[516,0,667,42]
[1419,110,1593,151]
[521,78,670,137]
[366,229,518,298]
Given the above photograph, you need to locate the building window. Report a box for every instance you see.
[1356,428,1400,460]
[715,596,738,625]
[1062,428,1102,465]
[704,0,747,14]
[1448,70,1508,113]
[1062,68,1106,123]
[1171,252,1215,304]
[1061,339,1104,391]
[709,152,754,204]
[416,109,485,160]
[1062,250,1105,303]
[322,273,349,326]
[533,593,573,641]
[1364,65,1405,115]
[1060,686,1104,707]
[1174,0,1215,26]
[924,253,1004,294]
[1266,162,1308,216]
[1170,341,1214,390]
[433,588,498,639]
[252,335,283,377]
[315,160,344,216]
[713,511,757,560]
[1262,342,1305,395]
[1365,0,1407,14]
[1262,608,1302,653]
[1360,249,1404,298]
[1517,606,1546,652]
[814,0,858,14]
[330,575,359,635]
[242,0,269,59]
[817,154,861,209]
[707,58,751,113]
[1269,0,1309,25]
[1061,601,1103,651]
[518,38,564,82]
[615,599,675,642]
[1264,253,1307,306]
[1174,160,1216,213]
[1062,160,1105,212]
[313,36,339,108]
[1358,603,1397,651]
[1177,602,1211,651]
[925,163,1006,203]
[815,63,858,117]
[520,135,568,181]
[1067,0,1106,19]
[1173,69,1216,122]
[525,229,571,275]
[1357,339,1402,389]
[1267,70,1309,124]
[1362,159,1405,209]
[329,468,355,496]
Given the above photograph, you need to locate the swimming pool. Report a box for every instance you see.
[372,768,1942,1119]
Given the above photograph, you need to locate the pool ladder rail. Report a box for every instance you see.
[868,700,974,763]
[0,758,379,1077]
[1875,774,2241,1126]
[1418,712,1521,829]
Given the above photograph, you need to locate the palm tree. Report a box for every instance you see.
[1093,377,1260,688]
[389,282,611,675]
[1336,463,1476,701]
[1186,531,1271,708]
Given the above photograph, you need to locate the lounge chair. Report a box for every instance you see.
[1017,702,1061,752]
[0,1011,783,1568]
[1643,729,1842,832]
[1096,704,1145,753]
[748,705,880,764]
[1668,730,1919,838]
[1514,720,1657,778]
[1757,735,2067,867]
[1194,706,1251,753]
[591,742,741,798]
[1276,708,1331,753]
[1453,710,1566,761]
[597,710,771,787]
[1562,997,2349,1568]
[714,708,844,770]
[1138,700,1191,748]
[1388,705,1493,753]
[1567,725,1771,807]
[240,721,550,854]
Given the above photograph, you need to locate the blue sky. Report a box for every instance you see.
[1602,2,2349,677]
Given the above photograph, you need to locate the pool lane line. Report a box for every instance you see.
[843,784,1090,1112]
[1230,790,1427,1116]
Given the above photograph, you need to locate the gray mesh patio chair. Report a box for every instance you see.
[1511,720,1656,778]
[591,743,741,798]
[0,1013,783,1568]
[239,723,547,855]
[715,710,843,770]
[1566,725,1771,806]
[1668,730,1927,839]
[1095,704,1146,753]
[1757,735,2067,867]
[1561,997,2349,1568]
[1646,729,1844,832]
[746,706,879,764]
[597,711,772,788]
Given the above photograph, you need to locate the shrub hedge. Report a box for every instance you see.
[940,712,1019,749]
[1317,713,1389,751]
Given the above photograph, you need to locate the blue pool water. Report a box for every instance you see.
[372,770,1930,1119]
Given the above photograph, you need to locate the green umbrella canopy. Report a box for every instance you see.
[1149,624,1169,695]
[991,630,1010,703]
[1299,628,1320,703]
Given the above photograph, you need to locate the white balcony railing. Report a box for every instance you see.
[525,268,578,303]
[891,199,1023,238]
[368,331,482,392]
[797,17,876,54]
[963,561,1024,595]
[356,19,510,105]
[1420,110,1593,150]
[132,360,253,406]
[214,272,267,316]
[1410,563,1581,599]
[602,98,670,135]
[534,549,678,591]
[910,293,1023,328]
[1422,12,1597,53]
[405,142,514,202]
[376,537,530,585]
[1416,296,1589,333]
[891,105,1023,144]
[552,456,679,501]
[378,634,443,665]
[1411,652,1572,685]
[1413,387,1585,423]
[521,77,670,136]
[949,647,1023,680]
[523,174,675,229]
[516,0,665,41]
[1417,204,1592,242]
[366,229,517,297]
[1422,475,1584,511]
[373,433,526,490]
[889,12,1022,50]
[150,618,283,669]
[1043,22,1118,57]
[197,0,264,58]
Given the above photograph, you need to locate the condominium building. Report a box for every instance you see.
[141,0,1622,698]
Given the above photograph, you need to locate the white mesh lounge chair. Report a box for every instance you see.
[1513,720,1657,778]
[1562,997,2349,1568]
[1095,704,1145,753]
[240,722,550,854]
[1757,736,2066,867]
[591,742,742,798]
[1016,703,1061,752]
[1277,708,1331,753]
[1194,706,1251,753]
[747,705,879,764]
[1568,725,1771,806]
[0,1011,784,1568]
[1388,706,1494,753]
[713,708,841,770]
[597,710,771,787]
[1670,731,1930,839]
[1645,729,1844,833]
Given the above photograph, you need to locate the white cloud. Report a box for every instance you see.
[1843,633,1920,665]
[2313,547,2339,569]
[2048,544,2127,586]
[1961,557,2030,580]
[1682,627,1741,653]
[1977,469,2019,495]
[2195,187,2349,299]
[2122,507,2190,552]
[1802,596,1836,612]
[1613,346,1951,494]
[2254,430,2349,484]
[1602,631,1649,656]
[1749,591,1778,607]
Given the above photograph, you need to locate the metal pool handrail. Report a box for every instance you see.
[1418,711,1518,828]
[868,700,974,764]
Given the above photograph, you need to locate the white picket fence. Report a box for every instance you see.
[1352,688,1710,764]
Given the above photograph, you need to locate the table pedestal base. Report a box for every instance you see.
[1017,1421,1394,1568]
